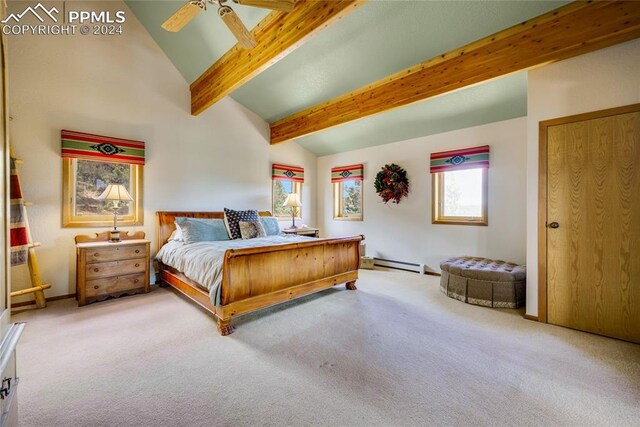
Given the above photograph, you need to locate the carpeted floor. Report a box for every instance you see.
[13,269,640,426]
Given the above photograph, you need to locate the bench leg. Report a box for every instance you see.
[345,281,357,290]
[216,317,234,336]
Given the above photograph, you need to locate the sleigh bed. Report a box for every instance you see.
[156,211,363,335]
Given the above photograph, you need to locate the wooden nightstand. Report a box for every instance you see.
[75,231,150,306]
[282,227,320,237]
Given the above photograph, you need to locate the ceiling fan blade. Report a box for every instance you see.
[161,1,203,32]
[218,6,258,50]
[235,0,295,13]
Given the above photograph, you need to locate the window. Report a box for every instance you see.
[63,158,143,227]
[331,164,364,221]
[334,180,363,220]
[272,179,302,219]
[432,168,487,225]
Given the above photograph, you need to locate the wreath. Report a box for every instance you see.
[374,163,409,204]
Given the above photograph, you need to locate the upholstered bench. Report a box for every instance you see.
[439,257,526,308]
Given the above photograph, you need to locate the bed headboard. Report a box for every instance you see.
[156,211,273,248]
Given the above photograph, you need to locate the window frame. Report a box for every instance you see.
[62,158,144,227]
[272,180,303,220]
[333,180,363,221]
[432,168,488,226]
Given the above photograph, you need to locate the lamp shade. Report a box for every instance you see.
[283,193,302,207]
[97,184,133,201]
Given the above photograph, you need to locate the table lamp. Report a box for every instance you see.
[283,193,302,229]
[97,184,133,242]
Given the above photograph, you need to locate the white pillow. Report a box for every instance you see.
[168,222,184,242]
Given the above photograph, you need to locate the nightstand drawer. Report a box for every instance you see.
[85,258,146,280]
[86,273,146,298]
[85,244,146,263]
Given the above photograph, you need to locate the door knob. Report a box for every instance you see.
[548,222,560,229]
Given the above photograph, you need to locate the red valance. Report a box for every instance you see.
[430,145,489,173]
[272,164,304,183]
[331,164,364,183]
[61,130,145,166]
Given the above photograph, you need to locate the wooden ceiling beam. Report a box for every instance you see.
[190,0,366,116]
[270,1,640,145]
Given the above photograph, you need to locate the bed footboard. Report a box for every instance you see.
[215,236,363,334]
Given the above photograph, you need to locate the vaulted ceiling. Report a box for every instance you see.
[126,0,569,155]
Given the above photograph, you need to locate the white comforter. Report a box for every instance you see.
[156,235,314,305]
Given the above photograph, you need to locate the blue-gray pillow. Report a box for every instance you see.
[224,208,259,239]
[260,217,281,236]
[175,217,230,243]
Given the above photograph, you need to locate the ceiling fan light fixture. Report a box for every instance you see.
[217,4,232,17]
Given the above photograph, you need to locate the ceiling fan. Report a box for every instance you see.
[162,0,294,50]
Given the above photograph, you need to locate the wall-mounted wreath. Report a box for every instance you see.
[374,163,409,204]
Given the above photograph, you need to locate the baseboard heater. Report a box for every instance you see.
[373,257,425,274]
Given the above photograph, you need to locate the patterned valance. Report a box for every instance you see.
[272,164,304,183]
[61,130,145,166]
[331,164,364,183]
[430,145,489,173]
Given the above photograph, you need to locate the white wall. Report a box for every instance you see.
[317,117,527,273]
[8,1,316,302]
[526,39,640,317]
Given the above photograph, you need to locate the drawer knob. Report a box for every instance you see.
[94,285,99,290]
[135,263,140,268]
[135,250,140,254]
[134,279,139,283]
[94,268,99,272]
[94,253,99,257]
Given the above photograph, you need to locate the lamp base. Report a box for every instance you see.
[108,229,121,242]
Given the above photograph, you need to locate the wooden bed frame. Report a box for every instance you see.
[156,211,363,335]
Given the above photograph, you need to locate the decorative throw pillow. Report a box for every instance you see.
[239,221,267,240]
[175,217,230,244]
[260,217,281,236]
[224,208,259,240]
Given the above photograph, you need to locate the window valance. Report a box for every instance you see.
[61,130,145,166]
[430,145,489,173]
[272,164,304,183]
[331,164,363,183]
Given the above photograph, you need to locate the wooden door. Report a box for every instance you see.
[544,106,640,343]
